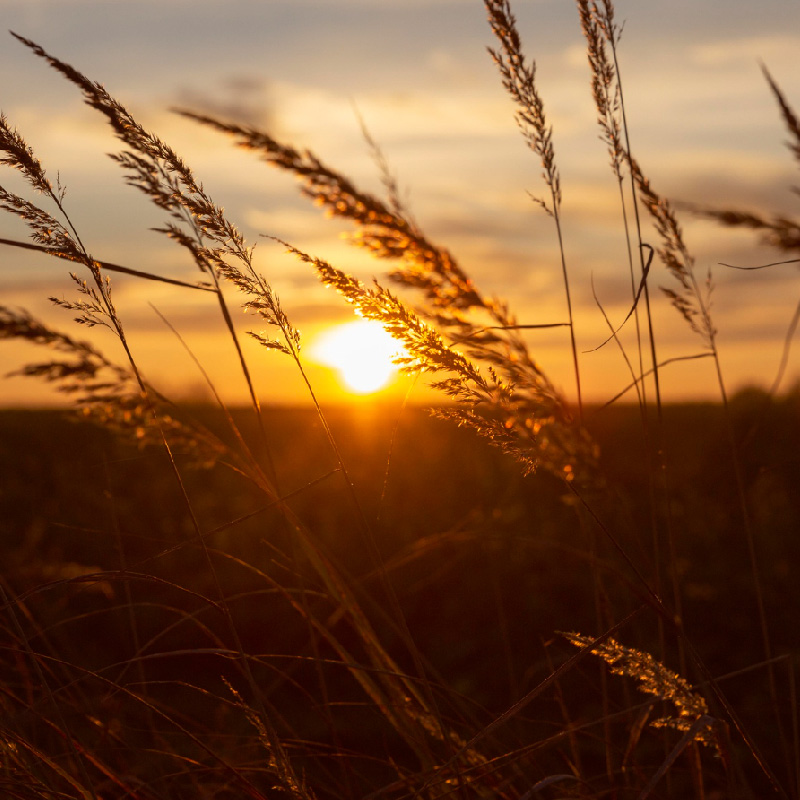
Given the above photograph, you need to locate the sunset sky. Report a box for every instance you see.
[1,0,798,407]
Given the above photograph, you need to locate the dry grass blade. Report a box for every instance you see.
[761,63,800,166]
[562,633,721,751]
[629,157,717,348]
[0,306,227,466]
[0,188,81,262]
[223,679,316,800]
[689,206,800,254]
[577,0,624,179]
[0,113,55,196]
[9,33,258,277]
[485,0,560,210]
[484,0,583,415]
[585,245,654,353]
[686,68,800,255]
[0,235,214,292]
[408,609,642,800]
[281,240,597,483]
[576,0,665,433]
[177,108,488,314]
[5,34,304,488]
[770,298,800,394]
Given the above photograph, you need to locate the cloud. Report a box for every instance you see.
[690,35,800,68]
[171,75,277,130]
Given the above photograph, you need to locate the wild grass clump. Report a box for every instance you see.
[0,2,798,798]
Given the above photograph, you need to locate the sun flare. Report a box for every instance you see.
[311,320,407,394]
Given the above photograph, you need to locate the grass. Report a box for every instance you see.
[0,1,799,797]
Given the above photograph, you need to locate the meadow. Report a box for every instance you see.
[1,1,799,798]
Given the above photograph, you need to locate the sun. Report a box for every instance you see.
[311,320,406,394]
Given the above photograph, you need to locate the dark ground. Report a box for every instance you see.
[1,390,798,796]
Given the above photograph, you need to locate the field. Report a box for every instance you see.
[1,398,798,798]
[1,0,799,797]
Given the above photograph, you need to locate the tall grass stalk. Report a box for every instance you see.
[686,63,800,779]
[630,153,787,767]
[484,0,584,420]
[573,21,690,796]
